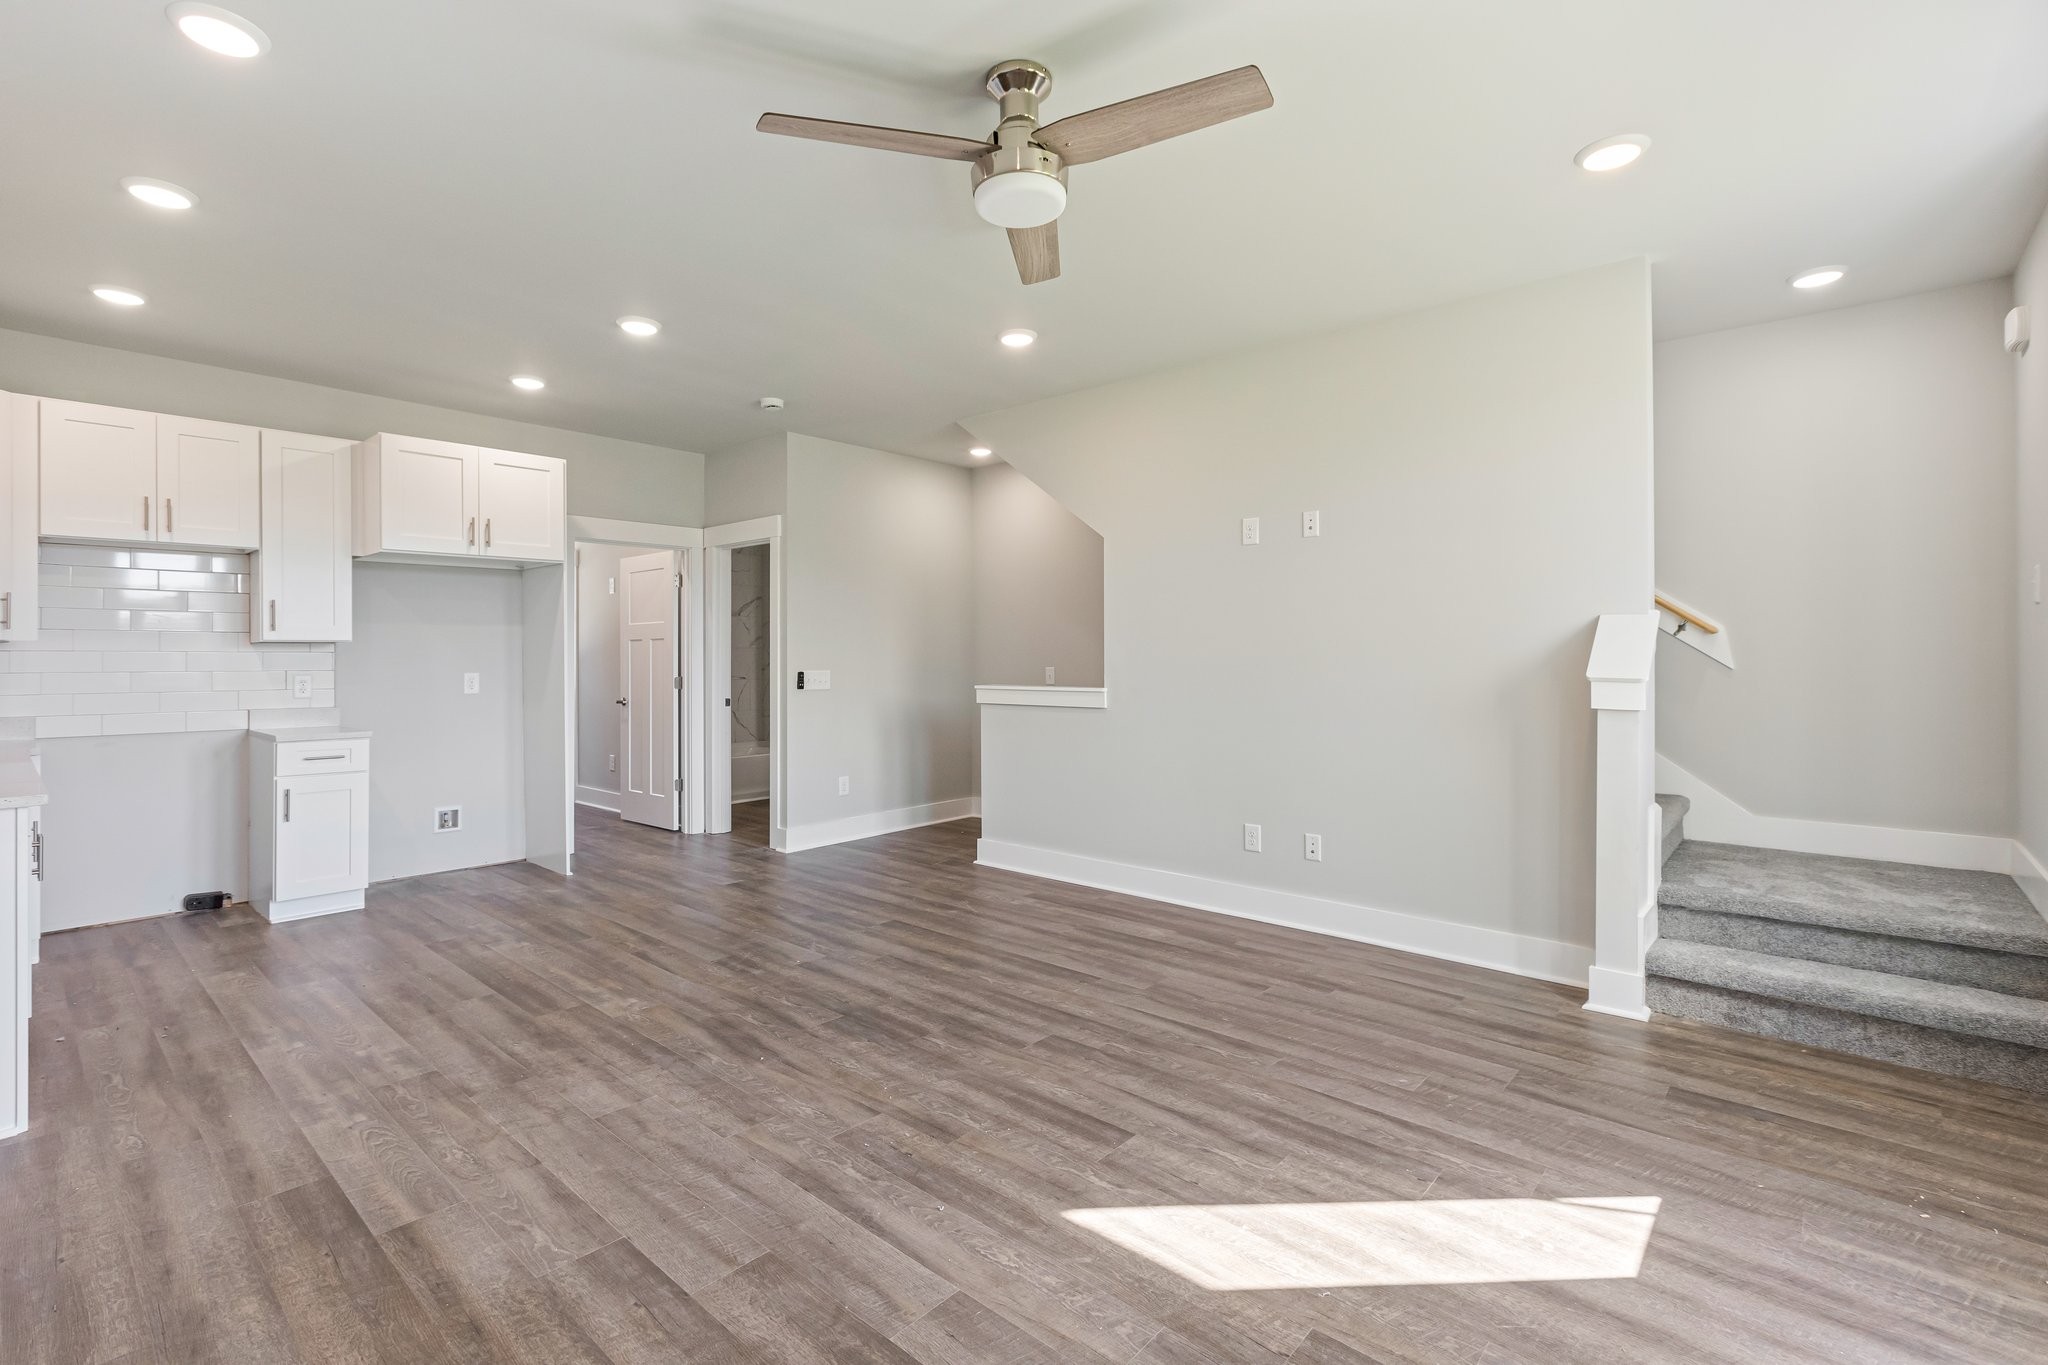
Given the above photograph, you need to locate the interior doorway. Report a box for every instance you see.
[704,517,783,845]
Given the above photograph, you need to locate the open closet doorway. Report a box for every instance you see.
[705,517,783,845]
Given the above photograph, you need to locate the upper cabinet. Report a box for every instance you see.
[0,395,36,643]
[354,434,565,565]
[253,431,353,643]
[39,399,259,550]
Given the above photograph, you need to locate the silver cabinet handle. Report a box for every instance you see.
[143,495,150,532]
[467,516,476,546]
[302,754,347,761]
[165,498,173,534]
[1,590,10,629]
[269,599,278,630]
[30,821,42,881]
[283,788,291,822]
[485,517,492,548]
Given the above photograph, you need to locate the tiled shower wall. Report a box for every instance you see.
[731,542,768,744]
[0,544,338,741]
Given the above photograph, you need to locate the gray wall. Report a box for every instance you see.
[965,261,1654,953]
[0,325,704,524]
[972,462,1104,688]
[339,563,526,881]
[783,434,976,830]
[2018,210,2048,869]
[1656,280,2017,836]
[705,434,789,524]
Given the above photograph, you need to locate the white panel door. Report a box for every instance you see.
[255,431,353,641]
[476,448,565,561]
[39,399,156,542]
[158,416,260,549]
[617,550,680,830]
[275,773,370,900]
[378,435,477,554]
[0,394,36,642]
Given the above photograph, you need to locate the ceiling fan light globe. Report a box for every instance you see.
[974,170,1068,229]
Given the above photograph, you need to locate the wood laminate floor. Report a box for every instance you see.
[5,807,2047,1364]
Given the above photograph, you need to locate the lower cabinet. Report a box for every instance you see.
[3,799,42,1140]
[250,730,370,923]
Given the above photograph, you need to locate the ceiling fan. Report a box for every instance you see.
[756,60,1273,285]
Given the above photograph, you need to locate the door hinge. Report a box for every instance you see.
[675,573,682,587]
[674,778,682,793]
[673,675,682,690]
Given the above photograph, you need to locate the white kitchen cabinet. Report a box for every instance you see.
[477,447,566,561]
[249,728,371,923]
[39,398,156,542]
[354,433,565,565]
[39,398,260,549]
[253,430,353,642]
[2,743,46,1141]
[157,416,260,549]
[0,394,36,643]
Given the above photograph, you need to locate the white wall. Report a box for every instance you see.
[705,435,788,524]
[338,563,526,881]
[965,261,1654,964]
[782,435,976,834]
[2016,210,2048,882]
[972,462,1104,688]
[1656,280,2017,836]
[0,326,705,524]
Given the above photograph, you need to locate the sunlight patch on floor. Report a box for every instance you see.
[1061,1196,1662,1290]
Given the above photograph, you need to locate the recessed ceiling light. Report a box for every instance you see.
[1790,267,1845,290]
[510,375,546,391]
[121,177,197,211]
[617,316,661,338]
[92,286,147,307]
[167,3,270,58]
[999,329,1037,349]
[969,446,993,458]
[1574,134,1651,173]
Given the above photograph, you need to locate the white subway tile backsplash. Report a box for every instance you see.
[8,545,344,740]
[103,712,188,735]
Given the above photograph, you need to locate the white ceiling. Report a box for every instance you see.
[3,0,2046,465]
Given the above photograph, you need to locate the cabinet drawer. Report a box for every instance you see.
[274,739,369,775]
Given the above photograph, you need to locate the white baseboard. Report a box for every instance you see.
[2014,842,2048,921]
[975,838,1591,987]
[1656,755,2017,873]
[733,787,770,803]
[1583,891,1657,1020]
[782,797,981,854]
[574,784,621,813]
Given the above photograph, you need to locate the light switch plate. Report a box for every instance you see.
[1044,666,1056,684]
[838,775,850,796]
[812,670,832,690]
[463,672,480,694]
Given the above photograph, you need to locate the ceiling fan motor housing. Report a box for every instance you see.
[973,58,1068,229]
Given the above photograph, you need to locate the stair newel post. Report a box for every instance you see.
[1585,613,1661,1019]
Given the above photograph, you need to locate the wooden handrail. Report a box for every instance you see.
[1654,594,1720,635]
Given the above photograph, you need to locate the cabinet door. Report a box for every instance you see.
[254,431,352,641]
[0,394,36,642]
[158,416,260,549]
[275,773,369,901]
[476,448,565,561]
[39,399,156,542]
[376,435,477,555]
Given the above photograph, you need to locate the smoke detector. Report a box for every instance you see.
[759,396,785,411]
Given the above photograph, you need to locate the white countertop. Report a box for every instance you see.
[250,726,374,742]
[0,741,47,809]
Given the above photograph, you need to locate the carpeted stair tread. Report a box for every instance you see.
[1659,841,2048,956]
[1656,794,1689,864]
[1645,939,2048,1049]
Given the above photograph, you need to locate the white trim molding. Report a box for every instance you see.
[976,839,1592,987]
[1585,612,1656,710]
[706,514,783,548]
[975,685,1109,709]
[2013,842,2048,920]
[574,784,622,813]
[1656,754,2019,873]
[780,797,980,854]
[567,515,703,548]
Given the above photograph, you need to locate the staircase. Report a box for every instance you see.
[1646,798,2048,1093]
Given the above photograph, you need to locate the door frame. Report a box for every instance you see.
[568,517,707,834]
[704,516,783,847]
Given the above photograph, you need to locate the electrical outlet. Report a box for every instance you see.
[837,775,850,796]
[1241,517,1260,545]
[1044,666,1056,685]
[435,807,461,831]
[289,672,314,699]
[1243,822,1262,853]
[1304,832,1323,861]
[463,672,480,694]
[1303,510,1321,538]
[608,753,616,773]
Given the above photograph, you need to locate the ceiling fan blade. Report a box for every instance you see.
[755,113,988,161]
[1033,65,1272,166]
[1008,222,1060,285]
